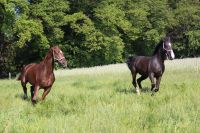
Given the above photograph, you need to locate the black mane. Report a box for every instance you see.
[153,40,163,55]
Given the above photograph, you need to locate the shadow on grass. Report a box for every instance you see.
[116,87,151,94]
[15,93,31,101]
[88,85,102,90]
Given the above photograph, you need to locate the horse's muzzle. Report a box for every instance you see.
[167,51,175,60]
[59,58,67,68]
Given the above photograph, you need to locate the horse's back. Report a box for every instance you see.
[127,56,151,66]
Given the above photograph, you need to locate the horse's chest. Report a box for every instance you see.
[150,62,164,77]
[154,65,164,77]
[40,75,55,88]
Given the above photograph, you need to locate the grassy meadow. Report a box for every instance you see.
[0,58,200,133]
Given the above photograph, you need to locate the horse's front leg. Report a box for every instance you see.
[41,87,52,101]
[149,73,156,95]
[32,85,39,104]
[155,76,162,92]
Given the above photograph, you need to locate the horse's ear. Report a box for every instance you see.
[51,46,56,51]
[167,36,171,42]
[162,37,166,41]
[163,36,171,41]
[50,47,55,56]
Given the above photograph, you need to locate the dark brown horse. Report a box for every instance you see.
[127,37,175,95]
[18,46,67,103]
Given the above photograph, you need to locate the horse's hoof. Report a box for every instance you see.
[23,95,28,100]
[32,100,37,105]
[155,89,159,92]
[136,91,140,95]
[151,92,155,96]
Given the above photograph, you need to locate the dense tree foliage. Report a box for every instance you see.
[0,0,200,77]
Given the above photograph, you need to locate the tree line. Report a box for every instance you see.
[0,0,200,78]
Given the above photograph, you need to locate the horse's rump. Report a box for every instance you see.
[126,56,136,70]
[127,56,150,68]
[17,63,37,81]
[127,56,152,76]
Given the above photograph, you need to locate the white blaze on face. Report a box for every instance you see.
[168,42,175,59]
[170,50,175,59]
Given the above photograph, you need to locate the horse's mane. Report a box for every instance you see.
[153,40,163,55]
[44,48,53,61]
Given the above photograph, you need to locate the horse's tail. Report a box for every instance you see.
[17,65,25,81]
[17,73,21,81]
[126,56,135,70]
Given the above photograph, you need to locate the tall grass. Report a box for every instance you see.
[0,58,200,133]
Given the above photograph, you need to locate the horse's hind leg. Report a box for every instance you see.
[30,86,34,99]
[21,82,28,99]
[137,75,147,90]
[131,70,140,95]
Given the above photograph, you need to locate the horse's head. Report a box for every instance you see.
[162,37,175,60]
[51,46,67,68]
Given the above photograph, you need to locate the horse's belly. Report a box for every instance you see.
[135,58,150,76]
[137,67,148,76]
[138,71,148,76]
[26,71,36,85]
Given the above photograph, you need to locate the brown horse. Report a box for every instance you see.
[127,37,175,95]
[18,46,67,103]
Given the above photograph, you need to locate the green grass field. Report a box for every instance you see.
[0,58,200,133]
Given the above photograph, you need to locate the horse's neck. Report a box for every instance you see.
[42,51,54,74]
[154,48,165,64]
